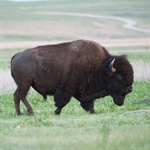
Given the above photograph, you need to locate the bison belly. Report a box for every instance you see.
[32,65,63,96]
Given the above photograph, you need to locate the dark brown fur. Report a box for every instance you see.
[11,39,134,115]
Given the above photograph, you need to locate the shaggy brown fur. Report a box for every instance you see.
[11,39,134,115]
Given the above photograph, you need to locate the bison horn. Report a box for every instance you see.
[109,59,116,72]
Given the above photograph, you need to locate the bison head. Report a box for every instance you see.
[103,55,134,106]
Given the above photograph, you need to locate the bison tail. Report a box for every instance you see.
[10,54,18,83]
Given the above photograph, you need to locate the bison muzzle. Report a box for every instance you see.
[11,39,134,115]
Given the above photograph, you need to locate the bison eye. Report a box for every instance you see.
[116,74,123,80]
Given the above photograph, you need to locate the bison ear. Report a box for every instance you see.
[109,59,116,72]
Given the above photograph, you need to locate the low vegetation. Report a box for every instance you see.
[0,81,150,150]
[0,0,149,149]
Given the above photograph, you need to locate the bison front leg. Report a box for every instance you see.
[55,107,62,115]
[54,87,72,115]
[81,101,96,114]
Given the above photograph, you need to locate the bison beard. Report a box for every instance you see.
[11,39,134,115]
[112,95,125,106]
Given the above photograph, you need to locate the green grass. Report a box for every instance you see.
[0,48,21,69]
[0,0,150,149]
[2,0,149,22]
[0,81,150,150]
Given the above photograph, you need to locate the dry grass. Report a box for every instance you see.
[0,69,16,92]
[131,60,150,81]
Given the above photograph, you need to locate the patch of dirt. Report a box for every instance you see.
[1,38,149,49]
[132,110,150,113]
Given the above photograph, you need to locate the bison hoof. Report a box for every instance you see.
[27,109,34,116]
[28,112,34,116]
[28,110,34,116]
[55,110,61,115]
[55,108,62,115]
[16,112,22,116]
[90,109,96,114]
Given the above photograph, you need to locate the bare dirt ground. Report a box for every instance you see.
[35,12,150,33]
[1,38,149,49]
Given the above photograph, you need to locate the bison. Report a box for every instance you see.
[11,39,134,115]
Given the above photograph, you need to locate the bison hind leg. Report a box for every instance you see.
[14,87,22,115]
[81,101,96,114]
[14,84,34,116]
[54,87,72,115]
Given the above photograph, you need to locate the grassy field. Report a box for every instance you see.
[0,0,150,150]
[0,81,150,150]
[1,0,149,42]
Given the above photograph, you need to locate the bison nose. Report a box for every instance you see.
[126,86,132,93]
